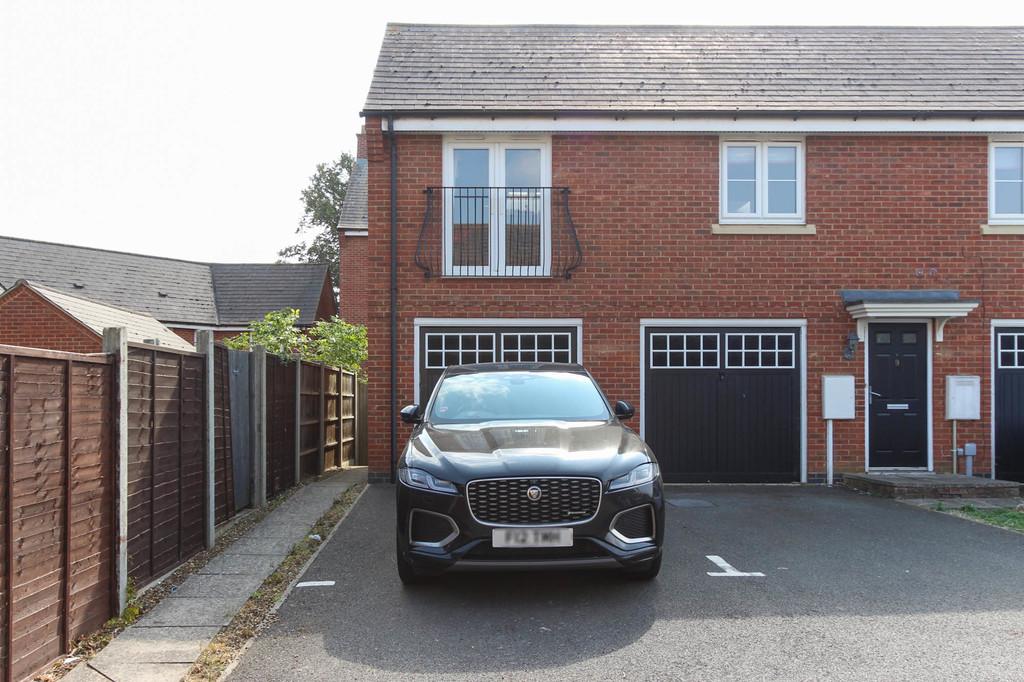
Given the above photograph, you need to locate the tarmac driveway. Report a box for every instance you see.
[229,484,1024,681]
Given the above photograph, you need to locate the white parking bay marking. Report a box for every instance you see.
[705,555,765,577]
[295,580,336,588]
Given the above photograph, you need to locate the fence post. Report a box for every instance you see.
[293,355,302,485]
[251,346,267,508]
[197,331,216,549]
[318,365,326,473]
[102,327,129,614]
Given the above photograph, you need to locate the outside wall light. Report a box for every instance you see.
[842,331,860,360]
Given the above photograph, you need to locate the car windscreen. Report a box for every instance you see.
[428,371,611,424]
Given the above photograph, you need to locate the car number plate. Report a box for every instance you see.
[492,528,573,548]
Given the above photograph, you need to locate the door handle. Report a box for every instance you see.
[870,391,882,397]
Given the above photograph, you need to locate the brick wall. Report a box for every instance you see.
[339,233,369,326]
[0,286,101,353]
[364,121,1024,481]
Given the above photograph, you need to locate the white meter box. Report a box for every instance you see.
[945,375,980,420]
[822,375,856,420]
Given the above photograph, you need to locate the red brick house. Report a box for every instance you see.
[358,25,1024,485]
[0,236,337,343]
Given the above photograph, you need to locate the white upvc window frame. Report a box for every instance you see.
[441,136,552,277]
[719,138,805,225]
[989,140,1024,224]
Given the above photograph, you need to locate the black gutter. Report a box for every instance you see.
[387,114,398,483]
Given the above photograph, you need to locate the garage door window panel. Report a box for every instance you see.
[425,333,496,368]
[502,332,572,363]
[998,333,1024,368]
[649,333,719,369]
[725,333,795,368]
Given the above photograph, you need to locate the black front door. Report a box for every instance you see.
[995,327,1024,482]
[868,323,928,468]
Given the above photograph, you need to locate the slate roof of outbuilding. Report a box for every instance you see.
[363,24,1024,114]
[1,281,196,351]
[338,159,368,232]
[0,235,331,326]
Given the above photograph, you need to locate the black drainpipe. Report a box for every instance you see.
[387,114,398,482]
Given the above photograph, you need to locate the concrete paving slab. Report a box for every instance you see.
[170,573,265,599]
[87,661,193,682]
[221,536,298,556]
[250,519,316,538]
[197,553,283,576]
[141,596,242,627]
[87,626,220,664]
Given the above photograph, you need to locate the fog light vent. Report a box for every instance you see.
[610,505,655,543]
[410,509,458,547]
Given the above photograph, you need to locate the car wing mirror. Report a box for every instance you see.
[400,404,422,424]
[614,400,634,420]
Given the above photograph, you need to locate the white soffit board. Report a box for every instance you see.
[387,116,1024,134]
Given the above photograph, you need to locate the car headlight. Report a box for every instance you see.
[398,467,458,494]
[608,462,659,491]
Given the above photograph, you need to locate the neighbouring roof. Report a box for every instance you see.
[210,263,332,325]
[364,24,1024,114]
[0,235,332,327]
[338,159,368,232]
[3,281,196,351]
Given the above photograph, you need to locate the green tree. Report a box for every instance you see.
[278,153,355,287]
[224,308,367,374]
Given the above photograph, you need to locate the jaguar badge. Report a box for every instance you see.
[526,485,543,501]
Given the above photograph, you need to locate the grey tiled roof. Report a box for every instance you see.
[338,159,368,232]
[210,263,331,326]
[0,236,332,327]
[364,24,1024,113]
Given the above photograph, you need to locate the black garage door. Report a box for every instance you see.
[417,324,580,405]
[995,327,1024,482]
[644,326,801,483]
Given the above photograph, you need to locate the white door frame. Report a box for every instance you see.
[412,317,584,404]
[639,318,808,483]
[863,318,934,472]
[991,319,1024,480]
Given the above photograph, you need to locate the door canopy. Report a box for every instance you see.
[841,290,979,342]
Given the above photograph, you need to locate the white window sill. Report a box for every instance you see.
[981,223,1024,235]
[711,223,817,235]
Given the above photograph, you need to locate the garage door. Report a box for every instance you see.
[417,324,580,405]
[995,327,1024,482]
[644,326,801,483]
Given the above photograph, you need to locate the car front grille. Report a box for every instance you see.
[466,477,602,525]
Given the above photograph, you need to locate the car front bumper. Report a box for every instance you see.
[396,480,664,574]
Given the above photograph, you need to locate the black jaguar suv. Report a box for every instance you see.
[395,363,664,583]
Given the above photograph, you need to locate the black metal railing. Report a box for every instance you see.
[415,187,582,278]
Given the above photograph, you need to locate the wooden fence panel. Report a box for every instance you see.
[265,355,295,499]
[0,346,115,682]
[298,362,322,478]
[340,371,356,467]
[126,347,205,588]
[213,346,235,525]
[323,370,341,470]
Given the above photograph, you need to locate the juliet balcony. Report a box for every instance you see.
[415,187,583,278]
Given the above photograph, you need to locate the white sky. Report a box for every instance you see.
[1,1,1018,262]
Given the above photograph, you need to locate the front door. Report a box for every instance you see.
[868,323,928,468]
[995,327,1024,482]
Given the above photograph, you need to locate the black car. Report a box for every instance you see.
[395,363,664,583]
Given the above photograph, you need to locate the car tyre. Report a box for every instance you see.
[396,536,427,585]
[623,553,661,581]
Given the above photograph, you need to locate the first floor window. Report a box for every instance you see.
[991,143,1024,220]
[444,138,551,275]
[721,139,804,222]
